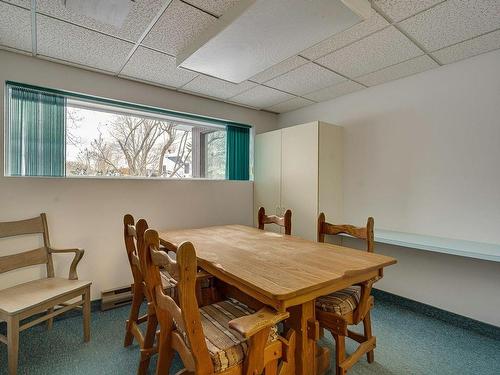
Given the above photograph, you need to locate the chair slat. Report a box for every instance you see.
[156,290,185,333]
[263,215,285,226]
[0,216,44,238]
[258,207,292,235]
[0,247,48,274]
[322,223,368,240]
[151,246,179,281]
[127,224,137,238]
[318,213,374,253]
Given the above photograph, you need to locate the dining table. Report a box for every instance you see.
[159,224,397,375]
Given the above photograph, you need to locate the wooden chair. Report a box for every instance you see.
[315,213,376,375]
[0,213,91,375]
[123,214,177,375]
[140,228,297,375]
[257,207,292,235]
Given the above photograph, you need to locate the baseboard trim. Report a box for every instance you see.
[372,288,500,340]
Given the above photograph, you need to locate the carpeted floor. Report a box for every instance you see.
[1,298,499,375]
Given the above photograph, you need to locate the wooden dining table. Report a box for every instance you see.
[159,224,397,375]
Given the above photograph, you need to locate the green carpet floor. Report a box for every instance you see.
[1,298,499,374]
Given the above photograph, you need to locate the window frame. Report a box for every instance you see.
[4,81,252,181]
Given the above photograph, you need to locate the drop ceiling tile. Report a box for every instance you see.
[358,55,438,86]
[37,15,134,73]
[36,0,166,42]
[250,55,309,83]
[304,80,364,102]
[316,26,422,78]
[120,46,198,88]
[266,97,315,114]
[300,10,389,60]
[4,0,30,9]
[182,0,241,17]
[373,0,443,22]
[142,0,216,56]
[230,85,294,108]
[265,63,346,96]
[399,0,500,52]
[432,29,500,65]
[0,2,31,52]
[181,75,256,99]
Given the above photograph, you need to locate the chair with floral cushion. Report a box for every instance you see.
[140,227,297,375]
[122,214,177,375]
[316,213,377,375]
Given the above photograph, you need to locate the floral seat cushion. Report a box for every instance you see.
[315,286,361,315]
[199,299,278,373]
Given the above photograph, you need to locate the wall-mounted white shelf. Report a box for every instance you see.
[374,229,500,263]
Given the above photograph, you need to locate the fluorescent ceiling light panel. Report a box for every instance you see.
[177,0,370,83]
[62,0,133,28]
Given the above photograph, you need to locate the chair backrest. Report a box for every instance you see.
[0,213,55,277]
[258,207,292,235]
[141,229,214,374]
[123,214,144,285]
[317,213,374,252]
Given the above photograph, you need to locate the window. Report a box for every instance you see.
[4,82,251,180]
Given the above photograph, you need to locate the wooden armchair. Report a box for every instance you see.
[0,213,91,375]
[257,207,292,235]
[123,214,177,375]
[140,228,297,375]
[315,213,376,375]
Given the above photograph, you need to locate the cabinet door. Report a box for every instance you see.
[281,122,318,240]
[254,130,282,229]
[318,122,344,223]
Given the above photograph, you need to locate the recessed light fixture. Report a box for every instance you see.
[177,0,372,83]
[62,0,134,28]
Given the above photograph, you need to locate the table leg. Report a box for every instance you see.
[316,345,330,375]
[286,300,317,375]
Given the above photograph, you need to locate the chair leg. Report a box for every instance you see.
[138,310,158,375]
[155,327,173,375]
[83,287,91,342]
[7,315,20,375]
[333,333,346,375]
[363,311,374,364]
[125,283,143,347]
[47,307,54,330]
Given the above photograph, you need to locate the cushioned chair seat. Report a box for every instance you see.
[198,299,278,373]
[315,286,361,315]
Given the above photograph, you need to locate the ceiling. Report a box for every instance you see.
[0,0,499,114]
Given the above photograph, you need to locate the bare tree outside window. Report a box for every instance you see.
[66,105,195,178]
[206,130,226,179]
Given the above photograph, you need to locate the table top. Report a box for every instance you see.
[159,225,396,303]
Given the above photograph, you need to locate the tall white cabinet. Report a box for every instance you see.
[254,121,343,240]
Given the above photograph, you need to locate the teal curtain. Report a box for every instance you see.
[225,125,250,180]
[8,86,66,176]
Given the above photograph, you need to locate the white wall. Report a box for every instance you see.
[0,50,278,298]
[279,50,500,326]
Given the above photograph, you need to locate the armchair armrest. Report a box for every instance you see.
[48,247,85,280]
[229,307,289,338]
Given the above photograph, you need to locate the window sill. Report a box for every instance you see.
[2,175,253,183]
